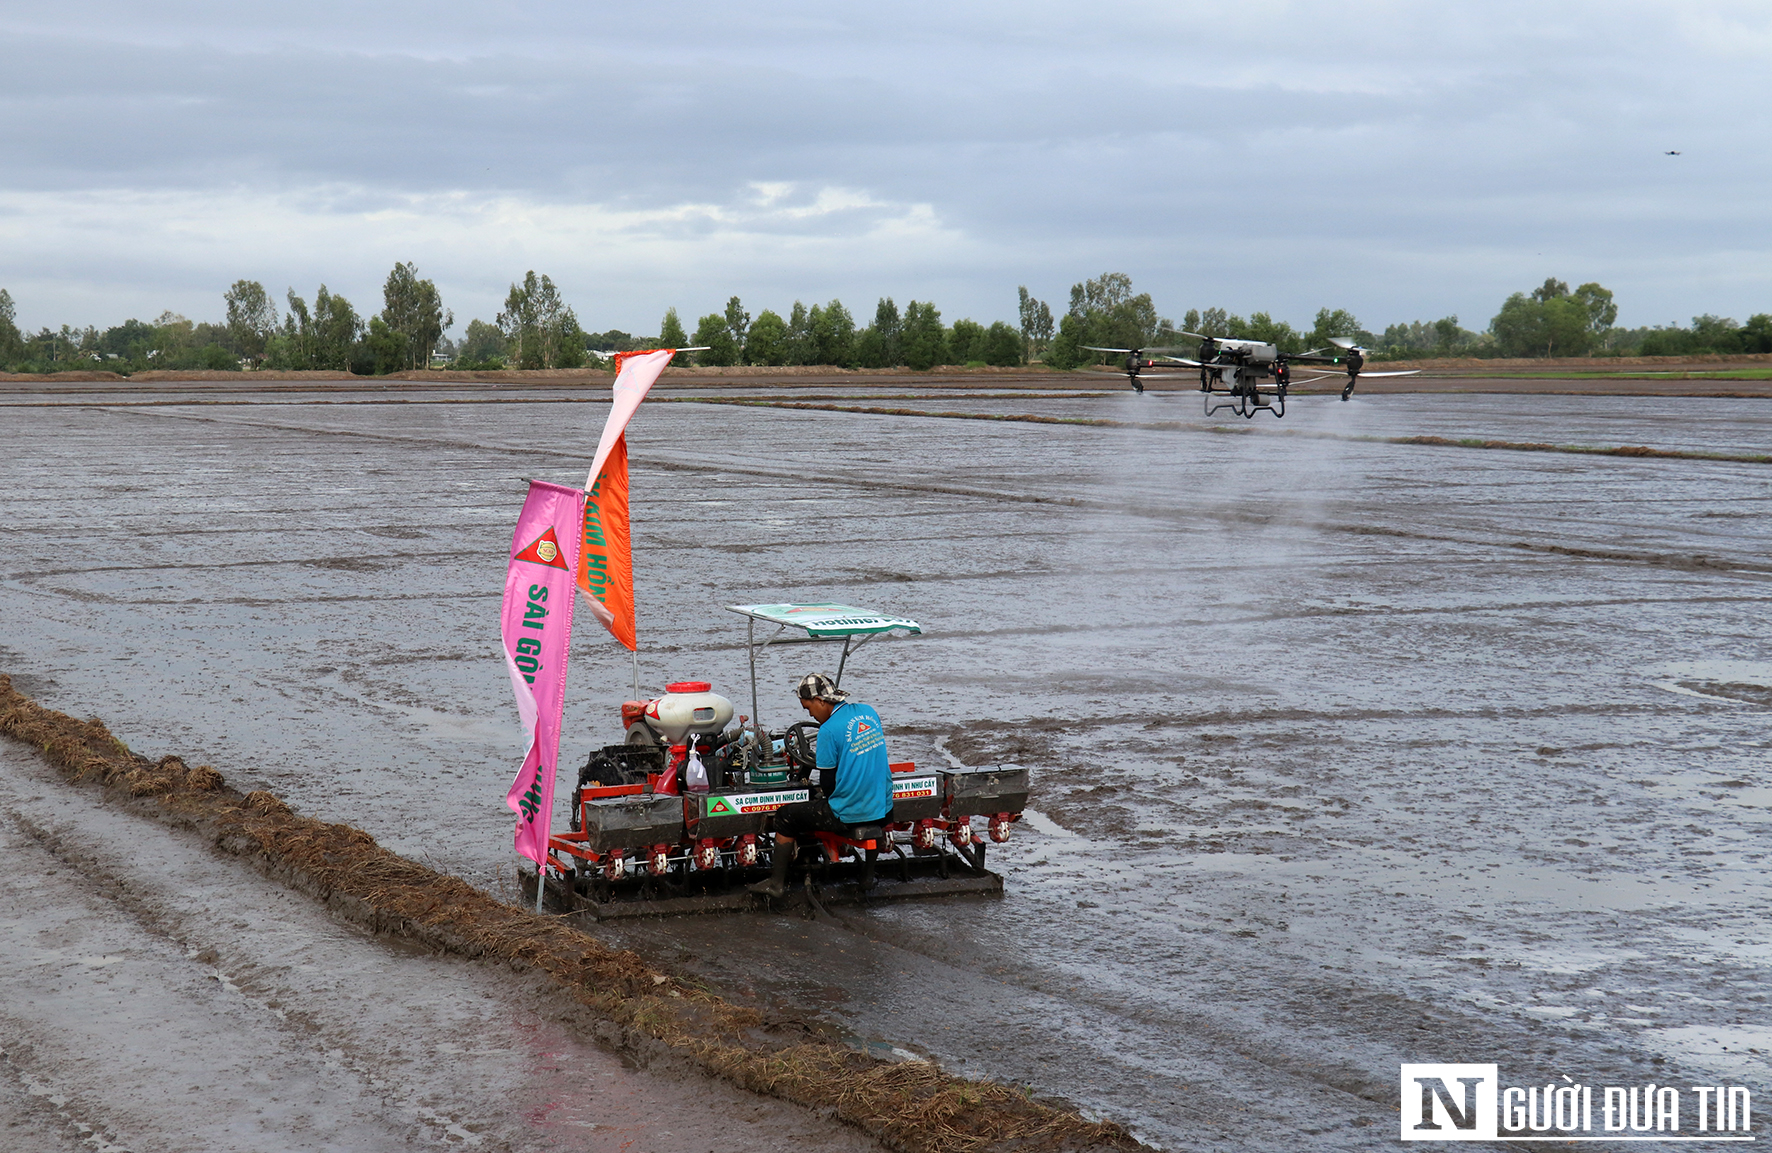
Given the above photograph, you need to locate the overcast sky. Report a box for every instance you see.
[2,0,1768,336]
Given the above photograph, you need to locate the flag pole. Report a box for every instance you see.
[632,646,640,701]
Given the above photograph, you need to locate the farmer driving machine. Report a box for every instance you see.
[528,603,1028,918]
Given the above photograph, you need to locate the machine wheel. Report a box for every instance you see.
[783,721,820,774]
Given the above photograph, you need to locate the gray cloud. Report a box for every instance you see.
[1,0,1767,333]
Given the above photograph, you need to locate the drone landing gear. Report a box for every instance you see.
[1205,381,1285,419]
[1341,379,1356,401]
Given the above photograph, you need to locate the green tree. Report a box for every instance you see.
[1065,272,1170,360]
[0,289,22,363]
[723,296,750,349]
[313,286,363,371]
[274,285,362,371]
[224,279,278,365]
[692,312,739,366]
[1490,293,1544,356]
[1490,279,1611,357]
[98,318,160,365]
[1741,314,1772,354]
[1571,283,1618,331]
[854,327,885,368]
[949,318,987,364]
[586,329,636,355]
[362,316,408,374]
[1045,311,1088,369]
[811,298,855,366]
[458,318,507,366]
[279,290,313,368]
[1243,312,1302,352]
[1070,272,1132,315]
[1017,286,1053,361]
[983,320,1022,367]
[1185,307,1243,338]
[658,307,690,367]
[498,277,539,367]
[745,309,788,365]
[152,311,196,358]
[784,301,814,365]
[498,272,579,369]
[901,301,948,370]
[1378,316,1479,358]
[380,262,451,371]
[861,299,900,368]
[1308,308,1370,349]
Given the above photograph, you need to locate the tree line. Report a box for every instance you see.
[2,269,1767,375]
[0,263,452,375]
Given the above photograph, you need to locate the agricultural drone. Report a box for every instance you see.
[1085,334,1419,417]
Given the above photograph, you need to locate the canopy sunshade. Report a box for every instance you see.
[726,603,921,728]
[725,603,922,639]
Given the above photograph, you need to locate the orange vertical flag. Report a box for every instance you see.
[578,433,635,649]
[575,348,671,651]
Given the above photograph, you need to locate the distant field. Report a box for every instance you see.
[1434,366,1772,380]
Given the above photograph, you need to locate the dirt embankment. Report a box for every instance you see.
[0,674,1143,1153]
[0,364,1072,385]
[1377,352,1772,374]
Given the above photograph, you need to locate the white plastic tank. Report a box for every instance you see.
[634,680,735,743]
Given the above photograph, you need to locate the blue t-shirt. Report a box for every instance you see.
[816,701,893,824]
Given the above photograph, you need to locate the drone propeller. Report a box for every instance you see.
[1082,345,1138,355]
[1327,337,1372,355]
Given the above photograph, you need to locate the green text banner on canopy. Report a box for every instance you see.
[725,603,921,638]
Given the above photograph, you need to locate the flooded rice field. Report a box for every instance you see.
[2,379,1768,1150]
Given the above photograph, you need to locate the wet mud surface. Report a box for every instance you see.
[2,380,1768,1149]
[0,741,884,1153]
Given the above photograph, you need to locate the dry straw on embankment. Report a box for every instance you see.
[0,674,1143,1153]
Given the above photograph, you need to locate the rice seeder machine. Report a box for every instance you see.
[520,603,1027,918]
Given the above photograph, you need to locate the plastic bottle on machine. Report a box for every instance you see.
[685,744,709,793]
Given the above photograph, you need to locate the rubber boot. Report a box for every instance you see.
[748,841,795,899]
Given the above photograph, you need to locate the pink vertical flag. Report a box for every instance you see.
[501,479,585,865]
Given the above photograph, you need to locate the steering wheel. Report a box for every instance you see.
[783,722,820,775]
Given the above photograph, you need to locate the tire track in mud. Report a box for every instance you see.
[0,676,1145,1153]
[81,404,1772,580]
[0,391,1119,409]
[681,398,1772,466]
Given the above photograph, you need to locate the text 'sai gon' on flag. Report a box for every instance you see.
[500,479,584,864]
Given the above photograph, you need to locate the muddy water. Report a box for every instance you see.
[0,743,884,1153]
[2,382,1768,1149]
